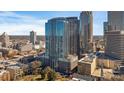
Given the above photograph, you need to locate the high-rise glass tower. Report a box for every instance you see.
[45,17,79,70]
[79,11,93,55]
[104,11,124,61]
[30,31,37,45]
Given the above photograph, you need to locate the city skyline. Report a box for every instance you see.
[0,11,107,35]
[0,11,124,81]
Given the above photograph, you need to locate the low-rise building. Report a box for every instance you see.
[0,48,9,57]
[12,42,33,52]
[7,65,23,80]
[19,43,32,52]
[0,32,10,48]
[72,73,94,81]
[96,54,122,69]
[39,41,45,49]
[19,55,35,64]
[39,54,78,74]
[78,54,97,75]
[57,55,78,74]
[0,70,10,81]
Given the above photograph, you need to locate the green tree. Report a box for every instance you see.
[41,66,58,81]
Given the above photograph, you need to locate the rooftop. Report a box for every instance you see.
[48,17,78,22]
[7,65,20,69]
[79,54,96,64]
[58,55,78,62]
[97,52,122,62]
[0,70,9,76]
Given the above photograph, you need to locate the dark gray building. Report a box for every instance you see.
[79,11,93,55]
[30,31,37,45]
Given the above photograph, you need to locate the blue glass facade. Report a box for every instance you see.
[45,17,79,70]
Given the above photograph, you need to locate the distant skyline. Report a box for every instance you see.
[0,11,107,35]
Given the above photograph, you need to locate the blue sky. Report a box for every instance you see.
[0,11,107,35]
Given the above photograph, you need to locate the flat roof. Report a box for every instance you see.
[0,70,8,75]
[78,56,95,64]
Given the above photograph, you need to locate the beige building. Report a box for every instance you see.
[0,70,10,81]
[19,43,32,52]
[7,66,23,80]
[96,57,121,69]
[0,32,10,48]
[78,55,97,75]
[105,31,124,61]
[58,55,78,74]
[104,11,124,61]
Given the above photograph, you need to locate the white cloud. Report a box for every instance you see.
[0,12,47,35]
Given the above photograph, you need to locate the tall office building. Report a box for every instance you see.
[79,11,93,54]
[103,21,108,53]
[45,17,79,72]
[104,11,124,61]
[0,32,10,48]
[30,31,37,45]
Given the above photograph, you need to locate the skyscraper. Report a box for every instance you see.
[104,11,124,61]
[45,17,79,72]
[30,31,37,45]
[79,11,93,55]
